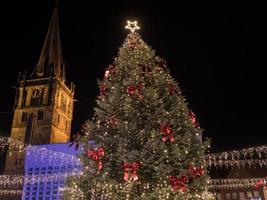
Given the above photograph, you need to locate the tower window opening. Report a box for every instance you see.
[60,94,67,113]
[21,112,28,122]
[37,110,44,120]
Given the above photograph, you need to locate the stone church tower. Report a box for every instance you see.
[4,8,75,174]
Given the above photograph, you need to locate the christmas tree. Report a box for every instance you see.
[64,21,214,200]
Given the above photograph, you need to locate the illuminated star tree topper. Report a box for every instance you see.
[125,20,140,33]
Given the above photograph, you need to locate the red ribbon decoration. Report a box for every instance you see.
[127,82,144,100]
[255,179,265,188]
[108,64,117,74]
[87,148,105,172]
[158,59,166,68]
[169,165,205,193]
[169,175,188,192]
[137,82,144,100]
[168,83,178,95]
[160,123,174,142]
[127,85,135,95]
[188,165,204,179]
[110,115,118,128]
[188,112,199,128]
[100,84,107,96]
[122,162,141,182]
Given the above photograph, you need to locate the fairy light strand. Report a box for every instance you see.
[1,136,267,169]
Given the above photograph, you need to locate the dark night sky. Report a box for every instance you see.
[0,1,267,154]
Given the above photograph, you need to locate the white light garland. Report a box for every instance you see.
[0,136,25,152]
[206,159,267,168]
[206,146,267,168]
[1,173,265,193]
[207,146,267,160]
[208,177,267,190]
[1,136,267,171]
[0,175,24,187]
[0,189,23,196]
[0,169,82,186]
[25,145,81,166]
[0,136,81,166]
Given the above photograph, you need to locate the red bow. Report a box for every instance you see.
[160,123,174,142]
[169,175,187,192]
[127,82,144,100]
[189,112,199,128]
[188,165,204,179]
[109,64,117,74]
[122,162,140,182]
[87,148,105,172]
[100,84,107,96]
[110,115,118,128]
[127,85,135,95]
[255,179,265,188]
[157,59,166,68]
[168,83,178,95]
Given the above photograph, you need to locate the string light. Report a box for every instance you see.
[0,175,24,186]
[206,145,267,168]
[208,177,267,190]
[25,145,81,166]
[0,135,266,198]
[0,136,25,152]
[207,146,267,160]
[1,136,267,169]
[1,173,264,197]
[63,180,216,200]
[0,136,81,166]
[0,169,82,186]
[207,159,267,168]
[0,190,22,196]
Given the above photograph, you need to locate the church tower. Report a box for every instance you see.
[4,7,75,174]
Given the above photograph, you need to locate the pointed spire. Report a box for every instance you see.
[31,6,65,81]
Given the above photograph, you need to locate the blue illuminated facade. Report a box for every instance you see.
[22,143,81,200]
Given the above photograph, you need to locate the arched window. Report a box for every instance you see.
[30,89,42,106]
[37,110,44,120]
[60,94,67,113]
[25,113,36,144]
[21,112,28,122]
[57,114,60,124]
[21,89,28,107]
[65,121,68,132]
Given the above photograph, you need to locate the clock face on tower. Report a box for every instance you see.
[30,89,42,106]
